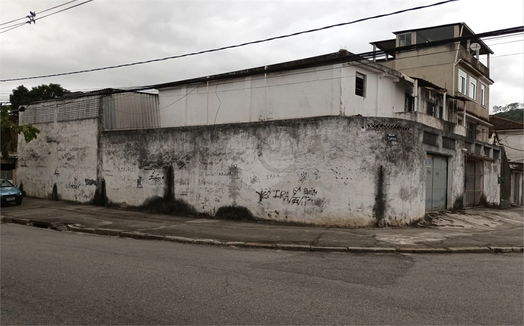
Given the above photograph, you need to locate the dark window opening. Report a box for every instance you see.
[427,102,435,116]
[442,137,455,150]
[466,122,476,139]
[423,132,438,147]
[405,94,414,112]
[355,73,365,97]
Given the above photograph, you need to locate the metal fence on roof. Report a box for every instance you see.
[103,92,160,130]
[19,92,160,130]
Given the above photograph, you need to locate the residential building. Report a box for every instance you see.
[371,22,497,207]
[17,24,503,227]
[371,23,493,139]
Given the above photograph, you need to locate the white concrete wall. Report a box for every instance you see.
[498,131,523,163]
[17,118,99,203]
[484,160,501,205]
[158,64,408,128]
[102,117,427,227]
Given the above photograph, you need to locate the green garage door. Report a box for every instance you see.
[426,154,448,210]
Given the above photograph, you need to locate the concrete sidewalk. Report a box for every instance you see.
[1,197,523,253]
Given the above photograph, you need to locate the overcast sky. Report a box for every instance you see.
[1,0,523,111]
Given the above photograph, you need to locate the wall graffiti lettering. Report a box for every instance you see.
[117,166,136,173]
[148,170,164,182]
[256,188,272,202]
[256,186,319,206]
[66,178,81,189]
[136,176,143,188]
[266,173,280,180]
[84,178,97,186]
[250,175,260,184]
[303,187,317,196]
[297,172,308,183]
[297,169,321,183]
[53,168,60,176]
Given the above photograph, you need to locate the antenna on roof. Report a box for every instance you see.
[470,43,481,58]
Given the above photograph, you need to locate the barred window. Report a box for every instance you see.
[355,72,366,97]
[423,131,438,147]
[442,137,455,150]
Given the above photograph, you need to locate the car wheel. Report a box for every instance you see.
[15,200,22,206]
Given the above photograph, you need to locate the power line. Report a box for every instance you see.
[492,52,524,58]
[0,0,79,26]
[0,0,93,35]
[0,0,458,82]
[38,0,79,15]
[36,0,93,22]
[1,28,522,105]
[0,22,27,33]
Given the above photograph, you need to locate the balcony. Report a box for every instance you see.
[395,111,466,137]
[458,47,489,78]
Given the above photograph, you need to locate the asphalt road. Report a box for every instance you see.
[1,224,523,325]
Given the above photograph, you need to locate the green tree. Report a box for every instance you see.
[1,83,69,160]
[492,102,524,122]
[9,83,70,110]
[1,105,40,159]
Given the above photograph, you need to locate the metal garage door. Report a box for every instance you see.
[465,159,483,207]
[426,154,448,210]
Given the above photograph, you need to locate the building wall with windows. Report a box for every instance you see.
[158,60,410,128]
[16,48,504,222]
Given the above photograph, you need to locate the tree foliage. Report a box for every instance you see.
[1,84,69,160]
[1,105,40,159]
[9,83,70,110]
[492,102,524,122]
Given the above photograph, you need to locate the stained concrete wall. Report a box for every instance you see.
[17,118,99,203]
[101,116,427,227]
[484,159,501,205]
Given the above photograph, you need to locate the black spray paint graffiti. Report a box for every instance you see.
[297,170,321,183]
[66,178,81,189]
[85,179,98,186]
[136,176,143,188]
[256,189,272,202]
[256,186,319,206]
[148,170,164,182]
[53,168,60,176]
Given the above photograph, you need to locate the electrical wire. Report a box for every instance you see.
[35,0,93,22]
[0,0,79,26]
[0,0,459,82]
[2,25,521,84]
[491,52,523,58]
[0,22,27,33]
[0,0,93,35]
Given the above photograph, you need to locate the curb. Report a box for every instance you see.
[2,217,523,254]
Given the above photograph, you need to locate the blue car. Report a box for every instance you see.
[1,179,23,205]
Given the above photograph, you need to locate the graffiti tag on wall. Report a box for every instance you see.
[256,186,319,206]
